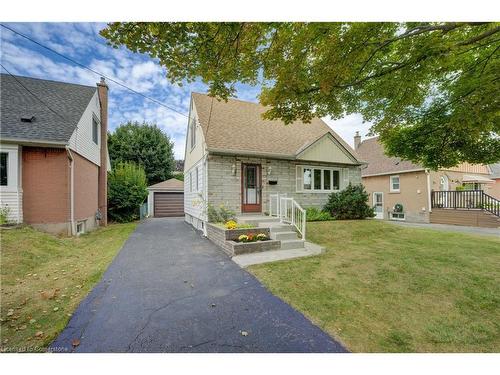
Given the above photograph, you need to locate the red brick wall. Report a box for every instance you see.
[74,152,99,221]
[22,147,70,224]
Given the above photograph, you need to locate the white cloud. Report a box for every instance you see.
[323,113,375,148]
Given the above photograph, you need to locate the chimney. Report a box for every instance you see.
[97,77,108,226]
[354,131,361,150]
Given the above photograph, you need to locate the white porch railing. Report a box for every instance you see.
[269,193,287,217]
[269,193,306,240]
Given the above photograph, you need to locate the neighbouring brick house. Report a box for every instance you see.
[0,74,110,235]
[183,93,365,234]
[355,134,499,227]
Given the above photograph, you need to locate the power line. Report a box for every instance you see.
[0,23,189,119]
[1,63,69,123]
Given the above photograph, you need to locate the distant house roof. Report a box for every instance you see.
[0,74,97,144]
[489,163,500,179]
[191,92,361,162]
[356,137,423,176]
[147,178,184,191]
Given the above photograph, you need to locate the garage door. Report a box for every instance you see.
[154,192,184,217]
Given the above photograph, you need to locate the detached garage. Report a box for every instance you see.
[147,178,184,217]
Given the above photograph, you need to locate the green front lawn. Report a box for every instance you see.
[0,223,136,352]
[249,220,500,352]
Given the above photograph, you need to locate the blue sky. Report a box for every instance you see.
[0,22,371,159]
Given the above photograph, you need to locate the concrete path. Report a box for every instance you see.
[388,221,499,237]
[233,241,324,267]
[50,218,346,353]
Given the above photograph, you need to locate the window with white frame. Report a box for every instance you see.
[390,212,405,220]
[92,116,99,145]
[189,171,193,192]
[189,117,196,150]
[297,166,341,192]
[390,175,400,192]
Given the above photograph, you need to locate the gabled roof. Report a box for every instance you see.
[0,74,97,144]
[191,92,361,163]
[148,178,184,191]
[356,136,423,176]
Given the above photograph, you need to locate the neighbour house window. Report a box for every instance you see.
[390,212,405,221]
[390,175,400,192]
[190,117,196,149]
[300,166,341,192]
[0,153,8,186]
[92,117,99,145]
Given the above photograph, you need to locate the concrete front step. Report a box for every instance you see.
[280,239,305,249]
[237,215,281,226]
[273,231,300,241]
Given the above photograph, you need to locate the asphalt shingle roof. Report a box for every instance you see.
[192,92,361,161]
[148,178,184,190]
[356,136,423,176]
[1,73,97,143]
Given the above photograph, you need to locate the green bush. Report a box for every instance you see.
[108,162,148,223]
[323,183,375,220]
[0,206,10,225]
[207,204,236,223]
[306,207,333,221]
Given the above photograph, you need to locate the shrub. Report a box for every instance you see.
[0,205,10,225]
[306,207,333,221]
[323,183,375,220]
[207,204,236,223]
[108,162,148,223]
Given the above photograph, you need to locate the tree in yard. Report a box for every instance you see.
[108,162,149,223]
[101,22,500,169]
[108,121,175,185]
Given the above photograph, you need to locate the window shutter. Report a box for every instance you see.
[296,165,303,192]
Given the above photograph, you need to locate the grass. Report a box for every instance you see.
[0,222,136,352]
[249,220,500,352]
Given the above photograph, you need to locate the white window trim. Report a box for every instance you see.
[390,175,400,193]
[189,118,196,151]
[0,152,8,187]
[390,212,406,221]
[92,114,100,146]
[296,165,342,193]
[195,167,199,191]
[189,171,193,192]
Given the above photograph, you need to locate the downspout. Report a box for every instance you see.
[425,169,432,214]
[66,146,75,235]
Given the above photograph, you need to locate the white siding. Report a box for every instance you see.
[0,143,22,223]
[68,91,101,166]
[184,100,206,172]
[184,158,207,230]
[297,133,357,165]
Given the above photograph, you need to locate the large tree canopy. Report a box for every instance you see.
[101,22,500,169]
[108,121,175,185]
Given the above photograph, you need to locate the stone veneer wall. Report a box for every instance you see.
[207,154,362,214]
[206,223,278,256]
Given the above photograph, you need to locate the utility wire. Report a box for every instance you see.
[1,63,70,122]
[0,23,189,119]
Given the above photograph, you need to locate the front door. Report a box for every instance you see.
[241,164,262,213]
[373,192,384,219]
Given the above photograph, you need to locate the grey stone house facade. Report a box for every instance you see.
[183,93,365,234]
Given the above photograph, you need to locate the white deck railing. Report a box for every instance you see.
[269,193,306,240]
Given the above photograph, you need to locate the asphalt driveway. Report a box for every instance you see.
[50,218,346,353]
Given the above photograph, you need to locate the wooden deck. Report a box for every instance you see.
[430,208,500,228]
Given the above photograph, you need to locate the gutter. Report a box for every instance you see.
[66,146,75,235]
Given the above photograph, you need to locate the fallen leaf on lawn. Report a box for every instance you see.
[72,339,80,347]
[53,307,59,312]
[240,331,249,336]
[7,309,14,316]
[29,319,37,324]
[35,331,43,338]
[19,325,27,330]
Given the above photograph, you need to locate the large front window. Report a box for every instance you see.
[300,166,341,192]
